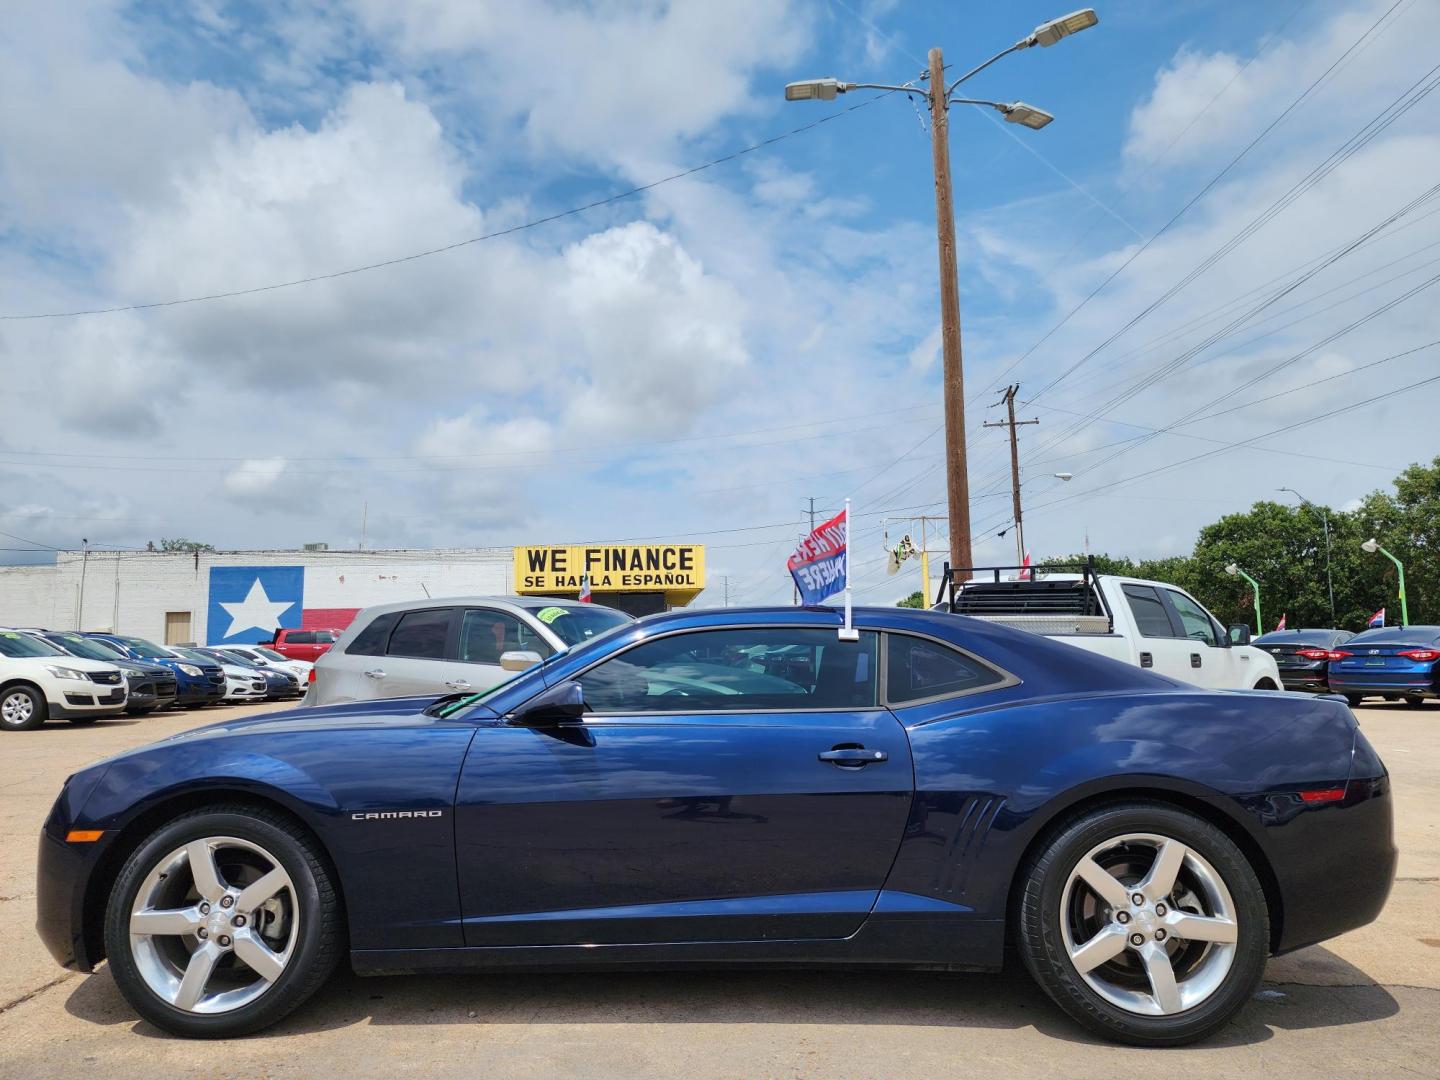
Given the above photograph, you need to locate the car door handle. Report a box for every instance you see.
[1139,652,1153,668]
[364,668,386,679]
[1191,654,1202,668]
[446,679,471,691]
[818,747,888,767]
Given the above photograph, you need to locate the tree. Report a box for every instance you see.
[154,538,216,553]
[897,591,926,608]
[1029,457,1440,632]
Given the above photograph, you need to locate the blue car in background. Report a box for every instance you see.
[1251,628,1354,694]
[38,606,1393,1046]
[1327,625,1440,707]
[83,633,225,708]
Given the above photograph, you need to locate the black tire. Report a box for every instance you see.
[1345,694,1364,707]
[1016,801,1269,1047]
[104,805,342,1036]
[1403,696,1426,709]
[67,715,103,725]
[126,705,157,716]
[0,684,46,731]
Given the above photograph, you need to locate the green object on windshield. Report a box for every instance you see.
[535,606,568,625]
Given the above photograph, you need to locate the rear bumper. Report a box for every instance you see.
[1277,673,1329,693]
[1328,675,1436,696]
[1243,773,1396,954]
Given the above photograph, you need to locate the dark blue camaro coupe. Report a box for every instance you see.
[37,606,1394,1045]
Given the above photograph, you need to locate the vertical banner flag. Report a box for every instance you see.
[1017,552,1033,581]
[1275,613,1287,631]
[788,507,848,606]
[1368,607,1386,628]
[578,574,593,603]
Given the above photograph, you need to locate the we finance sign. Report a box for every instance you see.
[514,544,705,593]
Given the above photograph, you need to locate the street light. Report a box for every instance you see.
[1361,538,1409,626]
[1053,471,1073,481]
[1225,563,1263,636]
[1278,487,1335,623]
[784,9,1098,577]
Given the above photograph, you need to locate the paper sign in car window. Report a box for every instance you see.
[536,607,569,625]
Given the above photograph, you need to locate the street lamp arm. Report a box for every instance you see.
[945,42,1026,95]
[845,81,928,99]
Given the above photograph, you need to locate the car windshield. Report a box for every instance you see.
[526,605,634,647]
[0,631,65,658]
[254,646,288,662]
[114,635,178,659]
[45,633,127,661]
[173,648,214,664]
[219,650,261,667]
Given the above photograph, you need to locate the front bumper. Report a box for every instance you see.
[47,684,127,719]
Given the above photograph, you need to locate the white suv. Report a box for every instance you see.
[0,629,128,730]
[308,596,634,707]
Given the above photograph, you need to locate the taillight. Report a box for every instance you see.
[308,667,316,683]
[1327,650,1352,661]
[1398,648,1440,662]
[1296,648,1330,660]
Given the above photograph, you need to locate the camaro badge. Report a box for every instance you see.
[351,810,444,820]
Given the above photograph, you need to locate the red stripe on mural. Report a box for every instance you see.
[302,608,361,630]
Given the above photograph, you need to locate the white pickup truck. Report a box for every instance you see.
[942,565,1282,691]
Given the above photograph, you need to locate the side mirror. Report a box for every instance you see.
[1228,623,1251,647]
[499,649,544,672]
[509,680,585,726]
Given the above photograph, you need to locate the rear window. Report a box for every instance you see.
[386,609,451,660]
[346,611,401,656]
[886,634,1006,704]
[1122,585,1176,638]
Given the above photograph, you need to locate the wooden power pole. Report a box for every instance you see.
[928,47,973,576]
[983,384,1039,565]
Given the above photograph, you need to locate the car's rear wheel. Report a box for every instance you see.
[0,685,45,731]
[1345,694,1364,707]
[1017,802,1268,1046]
[104,805,341,1036]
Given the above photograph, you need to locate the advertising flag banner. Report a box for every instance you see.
[1275,613,1287,631]
[788,508,848,606]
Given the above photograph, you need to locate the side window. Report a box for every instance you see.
[458,609,553,664]
[287,631,316,645]
[1123,585,1177,638]
[1165,591,1219,646]
[386,609,452,660]
[886,634,1006,704]
[346,611,400,656]
[578,627,877,714]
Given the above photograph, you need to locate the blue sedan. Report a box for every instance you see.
[36,606,1393,1045]
[1327,625,1440,707]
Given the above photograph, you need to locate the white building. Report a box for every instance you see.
[0,548,512,645]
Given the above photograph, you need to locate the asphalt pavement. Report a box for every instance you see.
[1,699,1436,1079]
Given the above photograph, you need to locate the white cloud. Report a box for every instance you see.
[224,458,289,495]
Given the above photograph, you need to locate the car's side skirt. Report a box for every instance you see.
[351,915,1005,976]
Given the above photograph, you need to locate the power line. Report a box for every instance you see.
[0,92,895,321]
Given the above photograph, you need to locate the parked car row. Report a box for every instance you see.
[1254,624,1440,706]
[0,628,311,731]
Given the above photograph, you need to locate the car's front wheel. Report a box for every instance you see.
[104,805,341,1036]
[0,685,45,731]
[1017,802,1268,1046]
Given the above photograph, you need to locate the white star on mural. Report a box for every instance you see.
[218,578,296,640]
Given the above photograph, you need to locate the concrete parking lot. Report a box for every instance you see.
[1,701,1436,1079]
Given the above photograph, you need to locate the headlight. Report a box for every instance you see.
[177,664,203,677]
[45,665,89,681]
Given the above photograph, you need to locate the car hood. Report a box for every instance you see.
[166,693,495,740]
[1,656,121,675]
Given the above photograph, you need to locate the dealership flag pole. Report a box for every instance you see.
[840,498,858,641]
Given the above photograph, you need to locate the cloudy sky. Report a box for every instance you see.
[2,0,1437,604]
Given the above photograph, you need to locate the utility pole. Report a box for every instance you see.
[806,496,817,533]
[783,11,1099,579]
[360,500,368,550]
[983,385,1039,565]
[928,48,974,575]
[723,576,730,608]
[76,538,91,630]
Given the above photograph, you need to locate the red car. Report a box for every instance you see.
[260,628,342,662]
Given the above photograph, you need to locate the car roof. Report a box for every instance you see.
[347,595,630,619]
[1253,628,1349,643]
[1347,626,1440,644]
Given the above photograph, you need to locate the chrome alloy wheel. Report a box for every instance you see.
[1,691,35,726]
[128,836,298,1014]
[1059,832,1239,1016]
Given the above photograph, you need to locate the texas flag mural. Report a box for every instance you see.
[206,566,360,644]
